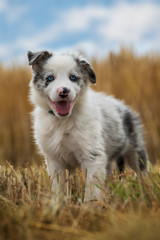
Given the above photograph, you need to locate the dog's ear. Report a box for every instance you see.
[76,59,96,84]
[27,50,52,70]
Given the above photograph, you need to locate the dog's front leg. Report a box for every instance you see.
[46,157,66,196]
[82,159,106,201]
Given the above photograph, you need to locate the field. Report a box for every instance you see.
[0,48,160,239]
[0,163,160,240]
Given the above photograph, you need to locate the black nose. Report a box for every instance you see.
[59,87,70,98]
[63,88,70,94]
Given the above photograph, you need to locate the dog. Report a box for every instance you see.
[28,50,148,200]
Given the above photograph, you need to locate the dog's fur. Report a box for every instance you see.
[28,50,148,200]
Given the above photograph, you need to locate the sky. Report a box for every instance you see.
[0,0,160,65]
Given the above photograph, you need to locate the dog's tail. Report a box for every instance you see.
[130,111,149,171]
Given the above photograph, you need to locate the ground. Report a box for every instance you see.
[0,163,160,240]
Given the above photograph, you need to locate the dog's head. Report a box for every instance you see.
[28,50,96,118]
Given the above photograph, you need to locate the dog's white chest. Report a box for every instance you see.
[35,113,81,165]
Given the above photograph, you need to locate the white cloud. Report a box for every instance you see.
[0,44,11,58]
[0,0,6,11]
[60,6,108,31]
[97,3,160,44]
[15,23,61,51]
[1,1,160,65]
[59,2,160,47]
[0,0,27,23]
[32,2,160,49]
[66,2,160,56]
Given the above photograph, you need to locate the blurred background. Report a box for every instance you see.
[0,0,160,167]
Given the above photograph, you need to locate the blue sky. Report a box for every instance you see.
[0,0,160,65]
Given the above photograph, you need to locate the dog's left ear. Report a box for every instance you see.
[76,59,96,84]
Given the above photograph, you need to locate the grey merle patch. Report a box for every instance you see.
[75,58,96,84]
[28,51,52,72]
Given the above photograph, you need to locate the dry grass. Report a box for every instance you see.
[0,48,160,239]
[0,163,160,240]
[0,65,41,166]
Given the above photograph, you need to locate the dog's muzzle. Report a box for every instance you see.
[49,87,74,116]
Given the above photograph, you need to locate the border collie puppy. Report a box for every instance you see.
[28,50,148,200]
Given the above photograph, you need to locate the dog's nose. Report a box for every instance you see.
[58,87,70,98]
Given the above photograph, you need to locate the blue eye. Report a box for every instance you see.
[69,75,78,81]
[46,75,54,81]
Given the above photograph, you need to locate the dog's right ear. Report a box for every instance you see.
[27,50,52,70]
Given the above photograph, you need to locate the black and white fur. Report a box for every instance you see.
[28,50,148,200]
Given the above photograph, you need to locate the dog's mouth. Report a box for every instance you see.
[49,99,73,116]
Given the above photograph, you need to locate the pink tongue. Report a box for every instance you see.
[55,101,71,115]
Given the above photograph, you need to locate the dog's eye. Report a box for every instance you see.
[69,75,78,81]
[46,75,54,81]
